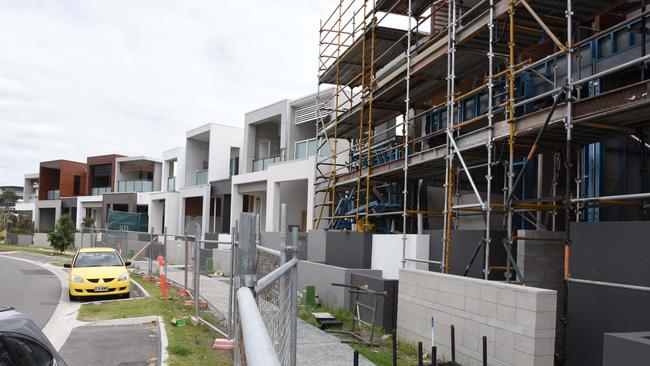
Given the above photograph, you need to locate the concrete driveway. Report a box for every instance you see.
[59,320,160,366]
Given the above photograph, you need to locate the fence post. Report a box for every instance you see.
[163,227,168,281]
[194,222,201,318]
[238,213,257,289]
[228,225,236,339]
[184,234,189,290]
[148,227,154,275]
[289,226,298,366]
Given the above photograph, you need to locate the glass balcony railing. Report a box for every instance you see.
[167,176,177,191]
[253,155,282,172]
[295,138,330,159]
[91,186,111,195]
[196,170,208,185]
[47,190,60,200]
[117,180,153,192]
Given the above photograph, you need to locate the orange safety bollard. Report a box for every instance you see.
[157,254,167,299]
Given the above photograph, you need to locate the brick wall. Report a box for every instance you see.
[397,268,557,366]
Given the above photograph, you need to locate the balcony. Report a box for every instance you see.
[253,155,282,172]
[295,138,330,159]
[196,169,208,185]
[91,186,111,195]
[46,190,60,200]
[167,176,177,191]
[117,180,153,193]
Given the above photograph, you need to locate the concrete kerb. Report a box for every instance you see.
[0,254,83,351]
[0,253,164,366]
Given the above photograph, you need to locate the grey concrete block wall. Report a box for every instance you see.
[517,230,565,354]
[297,260,381,309]
[397,268,557,366]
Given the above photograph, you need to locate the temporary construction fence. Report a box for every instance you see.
[81,208,299,365]
[234,206,298,366]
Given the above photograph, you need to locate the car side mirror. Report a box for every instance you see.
[124,261,131,267]
[63,263,71,268]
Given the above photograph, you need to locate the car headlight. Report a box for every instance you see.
[118,272,129,281]
[71,275,84,283]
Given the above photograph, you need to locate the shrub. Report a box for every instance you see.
[48,214,76,252]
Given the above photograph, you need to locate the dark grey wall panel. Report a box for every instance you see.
[567,221,650,366]
[324,231,372,269]
[570,221,650,286]
[348,272,398,332]
[425,229,509,280]
[603,332,650,366]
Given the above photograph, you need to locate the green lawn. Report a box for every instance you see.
[0,244,74,258]
[78,273,232,366]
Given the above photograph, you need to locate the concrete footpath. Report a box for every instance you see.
[166,267,374,365]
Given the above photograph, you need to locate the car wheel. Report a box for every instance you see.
[69,293,77,302]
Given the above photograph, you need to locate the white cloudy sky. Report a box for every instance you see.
[0,0,335,185]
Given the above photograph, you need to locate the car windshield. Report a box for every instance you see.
[74,252,123,267]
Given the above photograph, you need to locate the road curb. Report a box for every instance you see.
[0,253,82,351]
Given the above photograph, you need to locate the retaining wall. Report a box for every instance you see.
[397,268,557,366]
[297,260,381,309]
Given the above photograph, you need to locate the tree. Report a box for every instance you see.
[48,214,76,253]
[0,190,18,210]
[9,214,33,235]
[82,216,95,229]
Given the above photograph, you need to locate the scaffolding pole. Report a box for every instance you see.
[442,0,457,273]
[562,0,574,362]
[505,0,516,282]
[484,0,495,280]
[401,0,412,268]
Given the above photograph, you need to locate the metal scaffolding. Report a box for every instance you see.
[315,1,650,359]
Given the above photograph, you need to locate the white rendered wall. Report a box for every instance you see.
[232,155,316,233]
[208,124,242,182]
[74,196,102,229]
[162,147,186,191]
[371,234,430,279]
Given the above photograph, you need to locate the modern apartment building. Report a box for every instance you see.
[149,147,185,235]
[74,154,125,229]
[35,159,88,231]
[231,90,337,232]
[180,123,242,238]
[14,174,39,219]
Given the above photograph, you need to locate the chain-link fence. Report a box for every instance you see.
[234,206,298,366]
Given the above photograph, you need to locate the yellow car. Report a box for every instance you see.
[64,247,131,301]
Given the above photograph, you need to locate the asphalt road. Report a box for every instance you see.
[0,255,61,329]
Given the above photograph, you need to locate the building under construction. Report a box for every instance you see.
[314,0,650,364]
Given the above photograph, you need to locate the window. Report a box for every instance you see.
[0,336,53,366]
[73,175,80,196]
[229,157,239,176]
[73,251,123,267]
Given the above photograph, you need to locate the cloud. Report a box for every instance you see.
[0,0,335,185]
